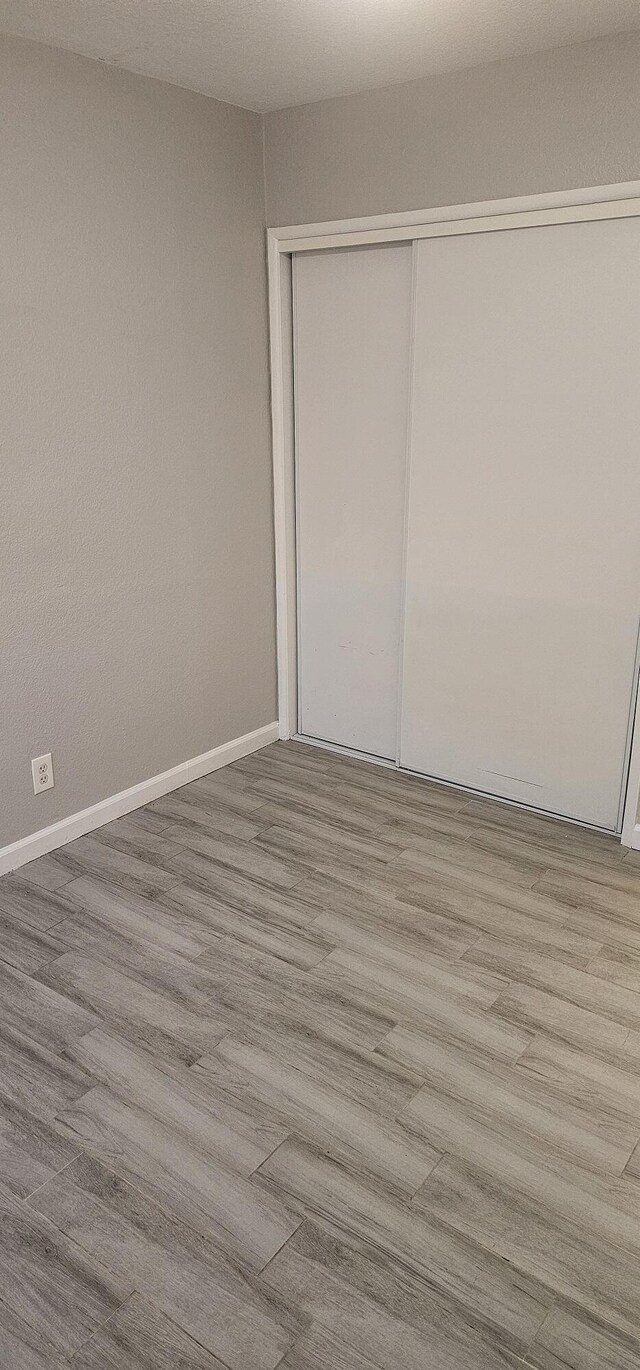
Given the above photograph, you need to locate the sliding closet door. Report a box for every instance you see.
[294,244,412,758]
[401,218,640,829]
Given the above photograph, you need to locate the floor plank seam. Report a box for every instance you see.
[64,1291,136,1367]
[21,1151,84,1204]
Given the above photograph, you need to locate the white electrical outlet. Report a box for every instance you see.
[32,752,54,794]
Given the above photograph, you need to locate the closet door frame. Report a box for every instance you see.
[266,181,640,845]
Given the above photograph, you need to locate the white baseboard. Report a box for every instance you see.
[0,722,279,878]
[627,823,640,852]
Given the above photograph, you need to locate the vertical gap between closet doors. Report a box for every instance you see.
[394,236,419,769]
[291,251,304,740]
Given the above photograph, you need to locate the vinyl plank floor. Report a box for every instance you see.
[189,767,274,807]
[489,981,630,1051]
[303,868,602,967]
[314,932,506,1007]
[524,1307,640,1370]
[258,797,400,844]
[0,1315,57,1370]
[240,774,400,839]
[384,859,611,961]
[157,878,333,969]
[256,1137,553,1351]
[91,818,187,866]
[0,1182,128,1364]
[0,1023,94,1197]
[464,936,640,1030]
[15,853,79,892]
[278,1325,381,1370]
[194,1019,423,1119]
[388,1031,639,1173]
[27,1155,295,1370]
[0,875,80,932]
[193,1036,440,1197]
[60,875,213,959]
[306,890,478,962]
[408,1111,640,1256]
[262,1219,525,1370]
[67,1291,230,1368]
[388,834,547,891]
[37,952,228,1062]
[146,789,267,841]
[0,1021,93,1123]
[414,1155,640,1342]
[310,945,528,1061]
[161,822,308,891]
[0,960,100,1051]
[125,806,176,836]
[584,945,640,994]
[1,740,640,1368]
[251,822,402,880]
[55,1084,299,1267]
[533,866,640,921]
[460,796,626,869]
[192,938,395,1052]
[50,834,180,898]
[555,901,640,957]
[66,1029,290,1174]
[0,909,67,975]
[514,1033,640,1128]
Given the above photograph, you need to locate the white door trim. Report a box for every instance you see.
[267,181,640,842]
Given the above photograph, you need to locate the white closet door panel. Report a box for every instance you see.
[401,220,640,828]
[294,244,412,758]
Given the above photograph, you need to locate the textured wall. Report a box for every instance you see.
[1,35,276,846]
[263,31,640,225]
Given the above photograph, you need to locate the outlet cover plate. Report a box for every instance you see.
[32,753,54,794]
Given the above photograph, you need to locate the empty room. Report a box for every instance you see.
[2,2,640,1366]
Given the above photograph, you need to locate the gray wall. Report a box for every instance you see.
[1,35,276,847]
[263,31,640,226]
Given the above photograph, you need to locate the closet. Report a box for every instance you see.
[292,215,640,831]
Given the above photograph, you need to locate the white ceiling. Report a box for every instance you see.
[1,0,639,112]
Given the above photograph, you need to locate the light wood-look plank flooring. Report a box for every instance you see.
[2,740,640,1368]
